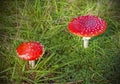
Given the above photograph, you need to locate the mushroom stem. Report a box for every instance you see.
[83,37,91,48]
[29,60,35,68]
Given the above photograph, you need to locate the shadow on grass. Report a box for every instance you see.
[104,52,120,84]
[104,0,120,84]
[0,1,15,83]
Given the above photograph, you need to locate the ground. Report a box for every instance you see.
[0,0,120,84]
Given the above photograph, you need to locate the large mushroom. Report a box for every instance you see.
[68,15,107,48]
[16,42,44,68]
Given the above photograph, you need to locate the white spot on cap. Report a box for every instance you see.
[81,32,83,34]
[91,32,93,34]
[19,53,30,60]
[91,29,95,32]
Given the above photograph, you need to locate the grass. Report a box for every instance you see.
[0,0,120,84]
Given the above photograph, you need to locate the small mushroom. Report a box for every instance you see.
[68,15,107,48]
[16,42,44,68]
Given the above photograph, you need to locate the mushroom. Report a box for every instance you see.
[68,15,107,48]
[16,42,44,68]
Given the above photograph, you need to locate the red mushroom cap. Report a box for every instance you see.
[68,15,107,37]
[16,42,44,61]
